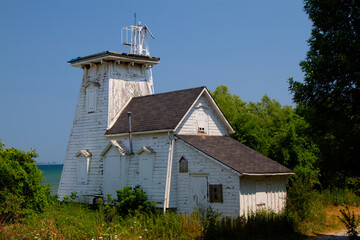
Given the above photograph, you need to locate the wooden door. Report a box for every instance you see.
[104,147,121,199]
[190,175,208,211]
[256,181,267,210]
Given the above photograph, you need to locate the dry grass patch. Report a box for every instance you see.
[315,205,360,235]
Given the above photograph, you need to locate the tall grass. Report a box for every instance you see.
[322,188,360,206]
[201,208,297,240]
[1,187,359,239]
[0,200,299,240]
[0,201,203,240]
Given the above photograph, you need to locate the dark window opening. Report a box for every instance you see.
[179,156,188,173]
[209,184,223,203]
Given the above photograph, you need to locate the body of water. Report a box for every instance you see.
[37,164,63,195]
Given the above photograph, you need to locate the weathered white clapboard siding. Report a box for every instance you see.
[104,133,177,208]
[173,139,241,217]
[176,95,228,136]
[239,175,287,215]
[58,61,153,202]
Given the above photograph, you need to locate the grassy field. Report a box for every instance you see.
[0,201,296,240]
[1,189,359,240]
[1,203,358,240]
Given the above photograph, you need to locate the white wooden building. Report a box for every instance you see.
[58,51,294,217]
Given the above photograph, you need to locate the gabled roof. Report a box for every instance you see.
[105,87,206,136]
[176,135,294,175]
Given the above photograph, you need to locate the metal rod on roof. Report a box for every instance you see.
[127,112,133,154]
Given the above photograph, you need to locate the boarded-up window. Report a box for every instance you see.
[195,108,208,134]
[78,156,90,184]
[139,153,155,187]
[179,156,188,173]
[85,84,98,113]
[209,184,223,203]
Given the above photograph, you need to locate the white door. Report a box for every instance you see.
[256,181,267,210]
[78,156,89,184]
[190,175,208,211]
[139,153,154,191]
[104,147,121,199]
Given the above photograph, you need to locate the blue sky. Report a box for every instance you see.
[0,0,312,163]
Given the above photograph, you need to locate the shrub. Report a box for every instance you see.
[286,177,326,234]
[338,206,360,240]
[115,185,155,216]
[0,142,51,221]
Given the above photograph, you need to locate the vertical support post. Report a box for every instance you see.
[164,133,174,212]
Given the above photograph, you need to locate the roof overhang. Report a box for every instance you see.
[68,51,160,67]
[241,172,295,176]
[105,129,173,138]
[76,149,92,157]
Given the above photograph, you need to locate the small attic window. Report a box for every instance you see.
[179,156,188,173]
[209,184,223,203]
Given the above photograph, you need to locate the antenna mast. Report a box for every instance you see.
[122,14,155,93]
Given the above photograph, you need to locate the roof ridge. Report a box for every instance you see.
[131,86,206,100]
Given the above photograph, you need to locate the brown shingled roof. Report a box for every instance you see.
[105,87,205,135]
[177,135,294,175]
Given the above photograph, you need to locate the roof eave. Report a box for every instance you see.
[173,88,235,134]
[69,51,160,67]
[241,172,295,176]
[105,129,173,138]
[203,88,235,134]
[173,87,206,133]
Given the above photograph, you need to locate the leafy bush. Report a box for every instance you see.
[338,206,360,240]
[0,142,51,221]
[115,185,155,217]
[95,185,156,220]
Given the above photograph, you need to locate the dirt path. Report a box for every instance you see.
[309,230,348,240]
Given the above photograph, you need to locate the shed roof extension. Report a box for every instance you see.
[105,87,206,136]
[177,135,294,175]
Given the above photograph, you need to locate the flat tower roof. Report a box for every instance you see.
[68,51,160,67]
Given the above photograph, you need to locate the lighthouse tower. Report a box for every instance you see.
[58,22,159,201]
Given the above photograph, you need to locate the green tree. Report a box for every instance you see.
[289,0,360,188]
[0,141,51,221]
[212,86,320,186]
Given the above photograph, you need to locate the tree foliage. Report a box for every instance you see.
[289,0,360,188]
[0,142,51,221]
[212,86,320,186]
